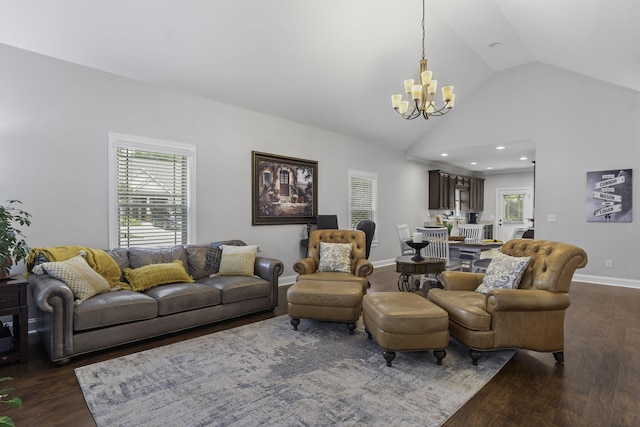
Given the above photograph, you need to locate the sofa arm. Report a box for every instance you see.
[254,256,284,284]
[293,257,317,275]
[28,273,75,361]
[440,271,485,291]
[486,289,571,313]
[354,259,374,277]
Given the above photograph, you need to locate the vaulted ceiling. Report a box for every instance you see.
[1,0,637,172]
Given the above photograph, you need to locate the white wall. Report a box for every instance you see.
[482,171,535,222]
[409,62,640,284]
[0,43,430,307]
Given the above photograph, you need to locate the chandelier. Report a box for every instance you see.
[391,0,455,120]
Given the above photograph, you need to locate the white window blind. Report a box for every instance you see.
[348,170,378,235]
[109,133,195,248]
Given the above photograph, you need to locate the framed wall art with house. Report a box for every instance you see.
[252,151,318,225]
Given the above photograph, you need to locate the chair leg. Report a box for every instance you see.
[346,322,356,335]
[383,350,396,367]
[290,317,300,331]
[469,349,483,365]
[433,349,447,365]
[553,351,564,363]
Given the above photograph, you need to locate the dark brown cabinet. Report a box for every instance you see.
[429,170,484,211]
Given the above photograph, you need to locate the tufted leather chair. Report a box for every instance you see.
[427,239,588,365]
[293,229,374,293]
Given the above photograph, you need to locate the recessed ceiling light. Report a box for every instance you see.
[486,166,493,170]
[520,156,528,160]
[496,146,506,150]
[470,162,477,165]
[440,153,449,157]
[489,42,502,48]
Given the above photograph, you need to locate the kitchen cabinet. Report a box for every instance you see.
[429,170,485,211]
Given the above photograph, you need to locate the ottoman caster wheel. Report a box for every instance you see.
[383,351,396,367]
[290,317,300,331]
[346,322,356,335]
[433,349,447,365]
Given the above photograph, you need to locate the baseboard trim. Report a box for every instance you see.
[573,274,640,290]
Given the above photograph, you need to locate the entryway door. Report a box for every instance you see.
[496,188,533,242]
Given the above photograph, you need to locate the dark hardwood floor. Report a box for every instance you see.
[1,265,639,426]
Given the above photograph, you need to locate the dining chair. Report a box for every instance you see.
[458,224,484,243]
[457,224,484,270]
[416,227,462,288]
[395,224,413,256]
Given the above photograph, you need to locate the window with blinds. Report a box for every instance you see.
[108,133,195,248]
[348,170,378,239]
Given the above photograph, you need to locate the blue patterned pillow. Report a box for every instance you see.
[318,242,352,273]
[475,252,531,294]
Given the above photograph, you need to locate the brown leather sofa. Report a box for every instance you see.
[29,242,283,364]
[428,239,588,365]
[293,229,374,293]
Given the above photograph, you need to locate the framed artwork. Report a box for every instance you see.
[586,169,632,222]
[252,151,318,225]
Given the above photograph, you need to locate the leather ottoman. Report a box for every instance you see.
[287,280,363,334]
[363,292,449,366]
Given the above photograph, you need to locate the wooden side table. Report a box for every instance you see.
[395,256,446,292]
[0,276,28,364]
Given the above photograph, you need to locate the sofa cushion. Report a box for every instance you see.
[186,245,212,280]
[475,252,531,294]
[428,289,491,332]
[74,290,158,331]
[199,275,271,304]
[106,247,130,281]
[145,282,222,316]
[218,245,258,276]
[33,255,111,303]
[124,260,195,291]
[128,245,188,269]
[318,242,352,273]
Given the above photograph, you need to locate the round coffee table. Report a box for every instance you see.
[395,255,446,292]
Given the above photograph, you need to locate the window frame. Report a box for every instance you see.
[348,169,378,244]
[108,132,196,248]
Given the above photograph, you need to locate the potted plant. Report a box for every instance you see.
[0,200,32,280]
[0,377,22,427]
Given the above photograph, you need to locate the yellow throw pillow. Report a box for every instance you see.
[218,245,258,276]
[34,254,111,303]
[124,260,194,292]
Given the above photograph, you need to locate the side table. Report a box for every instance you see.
[395,256,446,292]
[0,276,28,364]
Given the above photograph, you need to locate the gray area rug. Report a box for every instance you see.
[75,316,515,427]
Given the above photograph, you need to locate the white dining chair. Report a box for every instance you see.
[416,227,462,288]
[457,224,485,271]
[395,224,414,256]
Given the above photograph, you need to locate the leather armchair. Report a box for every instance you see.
[293,229,373,293]
[427,239,588,365]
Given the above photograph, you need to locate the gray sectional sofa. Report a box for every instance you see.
[28,242,284,363]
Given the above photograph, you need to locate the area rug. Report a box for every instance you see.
[75,316,515,427]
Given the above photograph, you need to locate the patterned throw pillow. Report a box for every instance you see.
[124,260,194,292]
[475,252,531,294]
[217,245,258,276]
[204,240,247,273]
[33,254,111,303]
[318,242,353,273]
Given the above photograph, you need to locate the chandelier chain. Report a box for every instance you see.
[421,0,426,60]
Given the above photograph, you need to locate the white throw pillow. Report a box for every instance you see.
[475,252,531,294]
[317,242,353,273]
[218,245,258,276]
